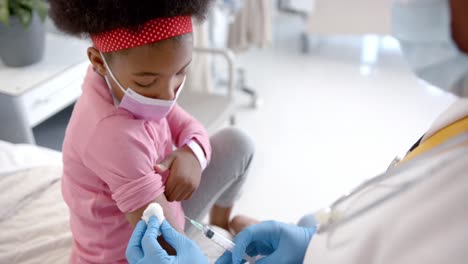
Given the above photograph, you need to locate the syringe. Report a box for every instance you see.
[185,216,256,264]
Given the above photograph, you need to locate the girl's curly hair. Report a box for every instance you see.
[49,0,213,36]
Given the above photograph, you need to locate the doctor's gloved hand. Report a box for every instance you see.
[126,216,208,264]
[216,221,316,264]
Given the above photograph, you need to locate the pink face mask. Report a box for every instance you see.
[101,53,185,121]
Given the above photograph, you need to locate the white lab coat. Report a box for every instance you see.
[303,99,468,264]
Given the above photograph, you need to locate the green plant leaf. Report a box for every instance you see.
[15,6,32,28]
[9,0,21,16]
[7,0,48,28]
[32,0,48,22]
[0,0,9,26]
[17,0,34,8]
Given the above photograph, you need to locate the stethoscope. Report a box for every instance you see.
[312,133,468,238]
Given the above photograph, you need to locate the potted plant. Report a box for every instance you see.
[0,0,48,67]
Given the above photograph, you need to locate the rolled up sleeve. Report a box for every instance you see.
[83,117,164,213]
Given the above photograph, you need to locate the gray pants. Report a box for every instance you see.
[182,128,255,233]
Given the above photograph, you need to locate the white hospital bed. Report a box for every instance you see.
[0,141,228,263]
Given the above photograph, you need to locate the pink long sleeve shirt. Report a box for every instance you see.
[62,66,211,263]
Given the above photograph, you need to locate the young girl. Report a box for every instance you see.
[48,1,256,263]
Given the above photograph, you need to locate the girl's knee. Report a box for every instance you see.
[215,127,255,158]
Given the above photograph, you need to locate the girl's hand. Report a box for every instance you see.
[155,146,202,202]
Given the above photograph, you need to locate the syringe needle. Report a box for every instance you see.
[184,216,204,231]
[184,216,256,263]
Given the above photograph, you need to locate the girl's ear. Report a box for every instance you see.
[87,47,107,76]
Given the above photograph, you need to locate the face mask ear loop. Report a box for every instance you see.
[103,75,121,107]
[100,51,128,95]
[174,77,186,100]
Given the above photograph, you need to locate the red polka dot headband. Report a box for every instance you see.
[91,16,193,53]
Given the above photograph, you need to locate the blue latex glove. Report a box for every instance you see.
[215,221,316,264]
[126,216,209,264]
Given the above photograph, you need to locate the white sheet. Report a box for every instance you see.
[0,166,62,222]
[0,166,71,264]
[0,140,62,176]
